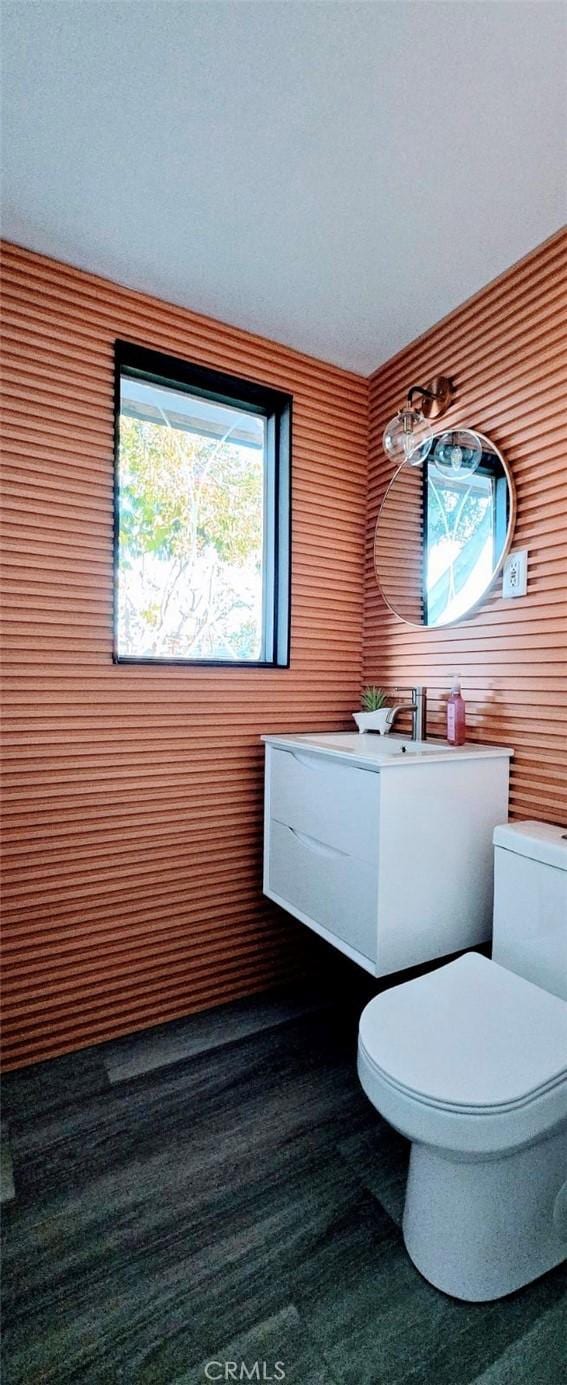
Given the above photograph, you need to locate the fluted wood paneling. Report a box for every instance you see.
[3,230,565,1071]
[0,242,368,1069]
[364,230,567,824]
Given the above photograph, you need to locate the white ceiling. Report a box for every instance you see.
[2,1,565,374]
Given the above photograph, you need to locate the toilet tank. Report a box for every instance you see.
[492,821,567,1001]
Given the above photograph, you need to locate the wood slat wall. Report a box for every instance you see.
[0,242,369,1069]
[2,230,565,1070]
[364,230,567,825]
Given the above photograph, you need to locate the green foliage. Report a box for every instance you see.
[119,416,263,568]
[361,685,388,711]
[117,414,264,658]
[427,478,490,550]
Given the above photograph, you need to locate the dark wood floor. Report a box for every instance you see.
[1,986,565,1384]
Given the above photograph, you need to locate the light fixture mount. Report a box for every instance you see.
[382,375,456,466]
[406,376,456,421]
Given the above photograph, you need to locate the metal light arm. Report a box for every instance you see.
[405,376,455,421]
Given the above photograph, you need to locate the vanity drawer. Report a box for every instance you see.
[267,819,378,962]
[268,746,380,863]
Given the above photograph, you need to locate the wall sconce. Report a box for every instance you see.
[382,376,456,466]
[431,427,482,478]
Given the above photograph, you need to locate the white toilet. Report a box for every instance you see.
[357,820,567,1301]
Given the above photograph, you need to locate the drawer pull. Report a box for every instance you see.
[287,825,349,859]
[286,750,320,769]
[285,749,351,771]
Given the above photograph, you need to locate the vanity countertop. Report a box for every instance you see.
[262,732,514,772]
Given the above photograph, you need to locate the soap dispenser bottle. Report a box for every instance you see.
[447,675,466,746]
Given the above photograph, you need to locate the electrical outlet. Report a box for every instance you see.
[502,549,528,599]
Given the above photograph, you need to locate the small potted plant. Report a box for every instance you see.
[353,686,392,735]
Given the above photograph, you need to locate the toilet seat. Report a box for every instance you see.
[358,953,567,1154]
[359,1042,567,1114]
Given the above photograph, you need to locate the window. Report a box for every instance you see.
[424,458,507,626]
[114,342,291,665]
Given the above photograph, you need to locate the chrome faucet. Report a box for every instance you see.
[386,685,427,741]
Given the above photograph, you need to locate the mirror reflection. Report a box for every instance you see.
[374,430,515,627]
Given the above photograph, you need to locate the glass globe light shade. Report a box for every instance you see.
[431,429,483,478]
[382,406,433,467]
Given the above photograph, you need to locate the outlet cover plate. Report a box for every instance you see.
[502,549,528,598]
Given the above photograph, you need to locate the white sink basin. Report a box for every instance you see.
[313,734,452,757]
[263,732,514,769]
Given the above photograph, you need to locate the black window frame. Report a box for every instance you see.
[113,340,292,668]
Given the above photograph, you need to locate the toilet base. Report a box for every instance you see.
[402,1123,567,1301]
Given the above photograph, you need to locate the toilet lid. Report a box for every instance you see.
[359,953,567,1111]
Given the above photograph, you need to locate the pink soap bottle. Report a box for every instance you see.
[447,675,466,745]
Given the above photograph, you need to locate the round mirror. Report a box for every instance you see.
[374,429,516,627]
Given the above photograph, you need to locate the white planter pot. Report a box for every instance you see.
[353,709,392,735]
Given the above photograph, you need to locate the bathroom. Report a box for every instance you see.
[1,1,566,1381]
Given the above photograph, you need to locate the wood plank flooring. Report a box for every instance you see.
[1,987,565,1384]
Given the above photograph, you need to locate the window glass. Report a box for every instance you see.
[116,374,270,661]
[426,468,496,625]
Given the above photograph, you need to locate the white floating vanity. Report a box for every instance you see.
[263,733,513,977]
